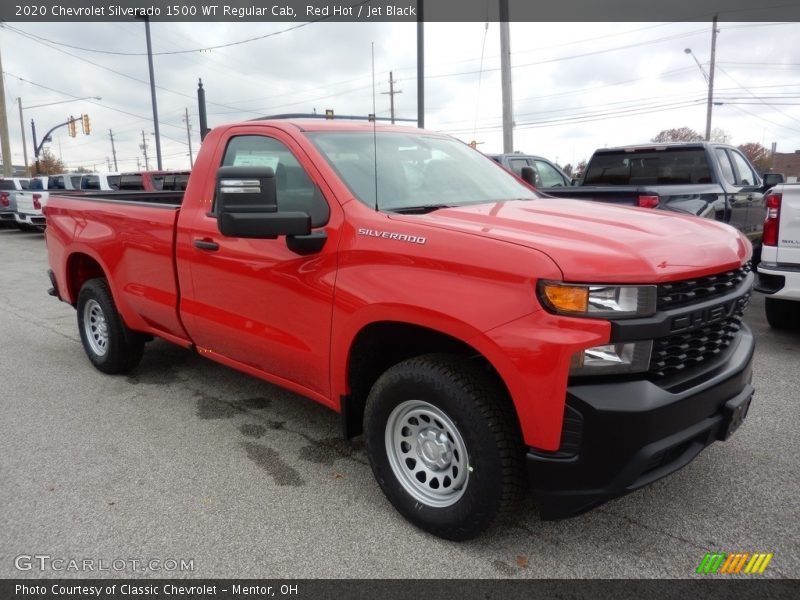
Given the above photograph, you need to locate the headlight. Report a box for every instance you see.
[570,340,653,376]
[538,281,657,318]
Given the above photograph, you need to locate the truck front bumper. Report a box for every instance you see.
[527,324,755,520]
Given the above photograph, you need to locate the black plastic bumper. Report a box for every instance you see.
[528,324,755,520]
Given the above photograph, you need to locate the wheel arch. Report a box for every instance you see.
[339,320,515,439]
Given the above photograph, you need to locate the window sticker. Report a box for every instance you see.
[232,151,280,170]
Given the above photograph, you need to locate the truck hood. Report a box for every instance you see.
[389,199,749,283]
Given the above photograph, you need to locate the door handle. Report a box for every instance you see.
[193,239,220,251]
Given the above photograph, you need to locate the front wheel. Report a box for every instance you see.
[77,278,145,374]
[364,354,525,540]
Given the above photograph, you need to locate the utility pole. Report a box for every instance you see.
[109,129,118,171]
[17,98,29,173]
[141,16,163,169]
[499,0,514,153]
[106,157,112,171]
[381,72,402,124]
[137,157,141,171]
[705,15,718,142]
[140,130,150,170]
[197,79,209,141]
[183,107,194,168]
[0,43,14,176]
[416,0,424,128]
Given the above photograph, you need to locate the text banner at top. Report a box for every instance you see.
[3,0,800,22]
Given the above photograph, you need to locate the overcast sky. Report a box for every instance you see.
[2,19,799,172]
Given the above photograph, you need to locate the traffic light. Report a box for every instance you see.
[67,116,77,138]
[81,114,91,135]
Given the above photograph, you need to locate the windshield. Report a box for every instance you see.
[307,131,537,210]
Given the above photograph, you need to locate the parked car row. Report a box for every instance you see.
[0,169,190,230]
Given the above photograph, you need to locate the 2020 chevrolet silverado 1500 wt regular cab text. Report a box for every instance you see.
[45,120,756,540]
[756,183,800,329]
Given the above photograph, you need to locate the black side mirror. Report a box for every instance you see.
[762,173,784,189]
[215,166,311,239]
[520,165,539,187]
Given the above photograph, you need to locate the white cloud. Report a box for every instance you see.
[2,20,799,172]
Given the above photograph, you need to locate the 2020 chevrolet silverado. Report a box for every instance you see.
[756,183,800,329]
[45,119,755,540]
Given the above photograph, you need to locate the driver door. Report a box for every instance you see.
[179,127,339,399]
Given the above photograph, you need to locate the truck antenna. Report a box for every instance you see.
[371,42,379,212]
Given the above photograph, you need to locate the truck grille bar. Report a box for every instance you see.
[657,262,751,311]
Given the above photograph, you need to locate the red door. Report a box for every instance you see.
[179,126,341,401]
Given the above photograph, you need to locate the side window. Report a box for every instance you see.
[729,151,758,186]
[715,148,736,185]
[220,135,330,227]
[534,160,567,187]
[507,158,528,176]
[119,174,144,190]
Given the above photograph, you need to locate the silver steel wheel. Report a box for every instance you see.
[385,400,470,508]
[83,299,109,357]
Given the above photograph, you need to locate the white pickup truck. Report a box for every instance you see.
[757,183,800,329]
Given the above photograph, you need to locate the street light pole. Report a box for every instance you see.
[142,16,163,170]
[705,15,718,142]
[684,15,718,142]
[18,98,29,173]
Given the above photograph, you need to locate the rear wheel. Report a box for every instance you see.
[364,354,525,540]
[765,297,800,330]
[77,278,145,373]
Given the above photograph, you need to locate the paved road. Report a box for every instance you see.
[1,227,798,579]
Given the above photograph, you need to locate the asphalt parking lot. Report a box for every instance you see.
[0,226,798,579]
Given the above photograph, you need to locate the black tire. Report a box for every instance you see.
[76,278,145,374]
[765,297,800,330]
[364,354,525,540]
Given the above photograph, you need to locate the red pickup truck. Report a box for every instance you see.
[44,119,755,540]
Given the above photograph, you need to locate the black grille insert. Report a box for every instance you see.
[649,294,749,378]
[657,263,751,311]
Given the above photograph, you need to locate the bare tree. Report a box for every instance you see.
[651,127,704,143]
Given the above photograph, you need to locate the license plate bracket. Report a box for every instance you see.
[720,392,753,440]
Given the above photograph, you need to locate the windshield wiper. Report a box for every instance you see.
[389,204,454,214]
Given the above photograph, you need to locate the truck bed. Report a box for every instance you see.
[45,192,189,344]
[544,183,723,218]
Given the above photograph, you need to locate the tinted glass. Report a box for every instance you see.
[534,160,568,187]
[119,174,144,190]
[82,176,100,190]
[729,151,758,186]
[715,149,736,184]
[48,176,66,190]
[106,176,121,191]
[584,148,712,185]
[508,158,529,175]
